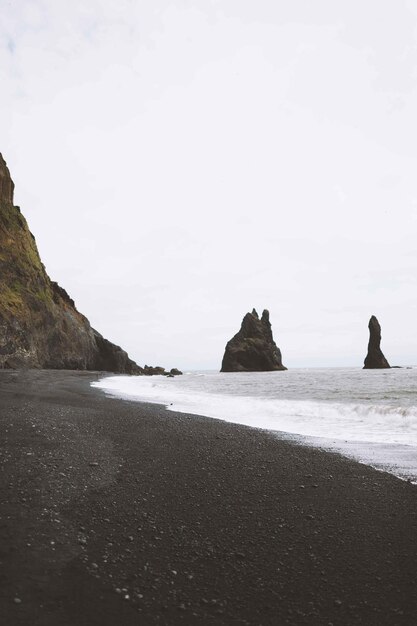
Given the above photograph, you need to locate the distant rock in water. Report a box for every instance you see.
[0,153,178,375]
[221,309,287,372]
[143,365,183,376]
[363,315,391,369]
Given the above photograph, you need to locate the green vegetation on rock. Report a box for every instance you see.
[0,153,141,373]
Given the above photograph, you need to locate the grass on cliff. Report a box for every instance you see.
[0,200,54,319]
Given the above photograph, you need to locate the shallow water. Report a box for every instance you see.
[92,368,417,483]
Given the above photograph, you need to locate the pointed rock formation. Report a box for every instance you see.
[221,309,287,372]
[0,153,174,374]
[0,153,14,204]
[363,315,391,369]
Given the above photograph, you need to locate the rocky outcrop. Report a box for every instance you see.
[142,366,183,377]
[0,153,14,204]
[0,153,177,374]
[363,315,391,369]
[221,309,287,372]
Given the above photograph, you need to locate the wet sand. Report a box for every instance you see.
[0,369,416,625]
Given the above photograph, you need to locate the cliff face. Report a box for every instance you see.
[363,315,390,369]
[0,153,139,373]
[221,309,287,372]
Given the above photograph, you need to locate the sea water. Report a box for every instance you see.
[92,368,417,483]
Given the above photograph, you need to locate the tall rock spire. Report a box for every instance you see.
[363,315,391,369]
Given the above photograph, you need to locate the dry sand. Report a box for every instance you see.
[0,369,416,625]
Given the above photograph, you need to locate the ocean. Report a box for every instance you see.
[92,367,417,484]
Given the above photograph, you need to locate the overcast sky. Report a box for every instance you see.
[1,0,417,369]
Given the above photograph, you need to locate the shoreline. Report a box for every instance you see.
[0,369,416,625]
[94,372,417,485]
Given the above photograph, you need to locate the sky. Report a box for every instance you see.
[1,0,417,370]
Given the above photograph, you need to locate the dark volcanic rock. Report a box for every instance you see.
[221,309,287,372]
[363,315,391,369]
[143,365,166,376]
[92,332,140,374]
[0,152,159,374]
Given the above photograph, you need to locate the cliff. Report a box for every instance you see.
[221,309,287,372]
[0,153,164,374]
[363,315,391,369]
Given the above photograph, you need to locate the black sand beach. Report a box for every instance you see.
[0,370,416,625]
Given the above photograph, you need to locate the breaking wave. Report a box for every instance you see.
[92,368,417,482]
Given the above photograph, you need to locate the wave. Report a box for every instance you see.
[92,375,417,447]
[92,372,417,483]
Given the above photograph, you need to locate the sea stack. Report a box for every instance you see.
[0,153,172,374]
[221,309,287,372]
[363,315,391,369]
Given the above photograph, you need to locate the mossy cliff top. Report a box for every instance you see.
[0,153,14,204]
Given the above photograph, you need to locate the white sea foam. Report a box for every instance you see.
[92,368,417,483]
